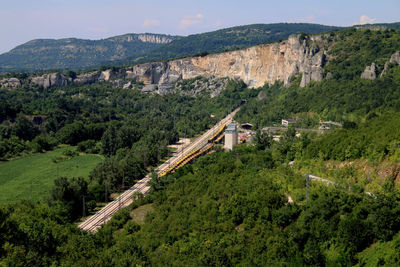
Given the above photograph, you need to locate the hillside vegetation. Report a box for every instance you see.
[1,122,400,265]
[236,28,400,126]
[0,33,179,73]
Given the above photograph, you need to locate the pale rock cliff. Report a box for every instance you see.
[30,73,70,88]
[129,34,326,89]
[0,78,21,89]
[1,34,327,90]
[373,51,399,78]
[74,71,101,85]
[390,51,400,64]
[137,34,174,44]
[361,62,377,80]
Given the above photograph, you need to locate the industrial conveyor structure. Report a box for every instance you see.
[159,124,227,178]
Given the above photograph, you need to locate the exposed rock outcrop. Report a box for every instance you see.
[137,34,174,44]
[31,73,70,88]
[380,62,389,78]
[390,51,400,64]
[379,51,400,78]
[172,77,228,97]
[73,71,101,85]
[257,91,266,100]
[361,63,377,80]
[0,78,21,89]
[128,34,326,89]
[2,34,327,91]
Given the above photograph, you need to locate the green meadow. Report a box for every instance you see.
[0,147,103,204]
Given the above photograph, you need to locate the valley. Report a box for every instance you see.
[0,17,400,266]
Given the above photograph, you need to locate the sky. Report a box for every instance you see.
[0,0,399,54]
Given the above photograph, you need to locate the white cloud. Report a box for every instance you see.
[179,13,204,29]
[142,19,160,28]
[359,15,376,25]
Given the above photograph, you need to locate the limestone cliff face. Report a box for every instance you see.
[361,63,377,79]
[1,34,326,90]
[0,78,21,89]
[129,34,326,89]
[30,73,71,88]
[137,34,174,44]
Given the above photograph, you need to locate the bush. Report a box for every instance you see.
[77,139,97,153]
[62,149,79,157]
[30,135,56,153]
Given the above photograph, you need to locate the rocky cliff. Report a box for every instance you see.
[137,34,175,44]
[127,34,326,90]
[362,51,400,79]
[0,34,335,91]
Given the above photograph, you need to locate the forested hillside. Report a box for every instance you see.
[2,118,400,265]
[0,34,180,73]
[236,28,400,126]
[0,78,256,205]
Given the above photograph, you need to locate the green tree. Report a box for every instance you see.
[12,113,39,141]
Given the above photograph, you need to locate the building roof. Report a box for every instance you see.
[282,119,297,123]
[241,123,253,129]
[226,124,237,133]
[227,124,237,130]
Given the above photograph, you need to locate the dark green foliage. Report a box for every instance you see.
[1,126,400,265]
[77,139,98,153]
[325,28,400,81]
[303,112,400,161]
[56,121,86,145]
[254,129,272,150]
[12,113,39,141]
[50,176,88,220]
[31,135,56,152]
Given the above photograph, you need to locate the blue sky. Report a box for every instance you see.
[0,0,399,53]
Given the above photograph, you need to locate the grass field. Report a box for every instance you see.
[0,147,103,204]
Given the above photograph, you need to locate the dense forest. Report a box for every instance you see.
[1,115,400,265]
[0,78,257,214]
[1,27,400,266]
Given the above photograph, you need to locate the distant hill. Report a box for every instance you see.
[0,33,180,73]
[0,22,399,73]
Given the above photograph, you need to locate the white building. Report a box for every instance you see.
[281,119,297,127]
[224,124,238,151]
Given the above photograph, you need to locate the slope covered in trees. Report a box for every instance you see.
[2,123,400,265]
[236,28,400,126]
[0,34,180,73]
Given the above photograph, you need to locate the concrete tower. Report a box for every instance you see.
[224,124,238,151]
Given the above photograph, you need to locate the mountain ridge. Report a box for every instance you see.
[0,23,342,73]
